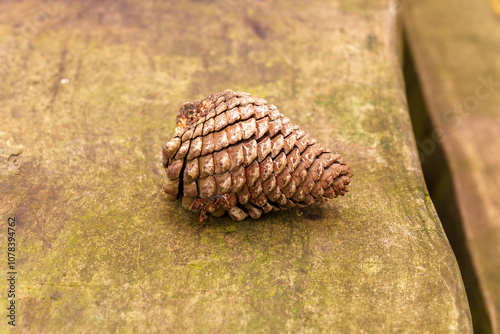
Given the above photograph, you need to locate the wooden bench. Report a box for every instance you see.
[404,0,500,332]
[0,0,471,331]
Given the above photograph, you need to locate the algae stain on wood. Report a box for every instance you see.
[0,0,472,332]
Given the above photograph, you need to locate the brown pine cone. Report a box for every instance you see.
[162,89,352,221]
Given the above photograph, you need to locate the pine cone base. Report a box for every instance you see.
[162,90,352,221]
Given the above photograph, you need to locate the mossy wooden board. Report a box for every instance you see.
[0,0,471,332]
[404,0,500,332]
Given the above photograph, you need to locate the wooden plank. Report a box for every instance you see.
[491,0,500,17]
[403,0,500,332]
[0,0,471,332]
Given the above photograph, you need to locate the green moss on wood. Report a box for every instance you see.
[0,0,471,332]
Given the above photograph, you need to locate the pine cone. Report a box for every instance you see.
[162,90,352,221]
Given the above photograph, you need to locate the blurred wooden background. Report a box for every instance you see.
[404,0,500,332]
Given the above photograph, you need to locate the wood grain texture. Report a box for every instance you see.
[0,0,471,332]
[404,0,500,332]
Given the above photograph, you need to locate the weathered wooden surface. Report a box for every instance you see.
[0,0,471,332]
[491,0,500,17]
[404,0,500,332]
